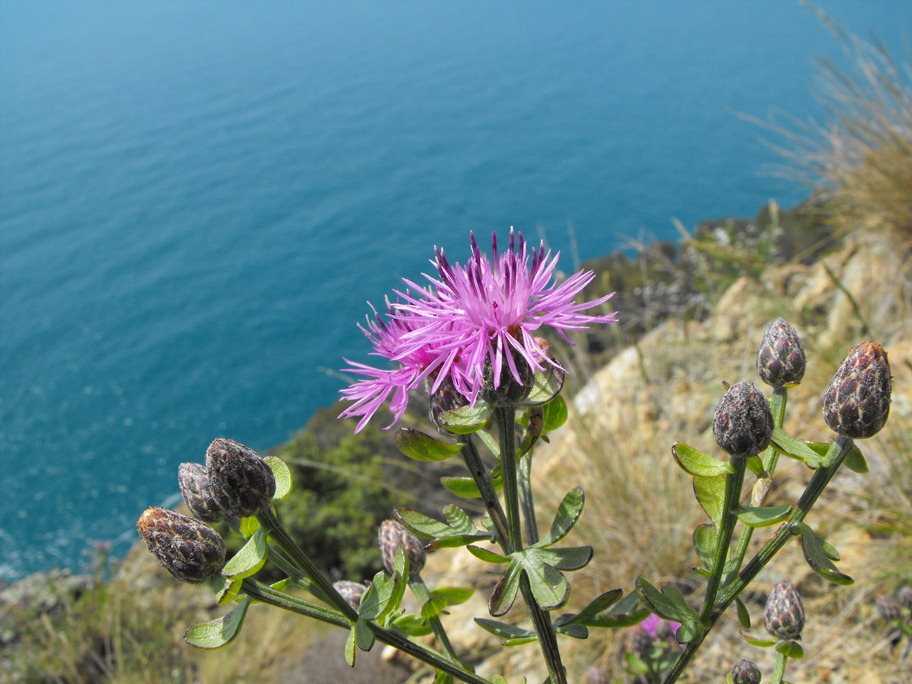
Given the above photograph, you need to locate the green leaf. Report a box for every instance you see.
[421,594,450,621]
[555,623,589,639]
[209,574,242,606]
[394,428,463,462]
[746,455,765,475]
[396,506,492,548]
[222,527,268,580]
[264,456,292,502]
[489,561,523,617]
[693,474,728,528]
[555,589,623,627]
[537,486,585,547]
[635,577,700,624]
[359,554,407,623]
[771,428,824,467]
[475,618,537,642]
[693,523,718,571]
[804,441,868,474]
[624,652,650,676]
[467,545,510,564]
[540,395,569,433]
[676,619,702,644]
[437,402,493,434]
[775,640,804,659]
[736,504,793,528]
[735,596,751,629]
[239,516,260,537]
[184,596,252,649]
[440,474,503,499]
[344,624,356,666]
[434,671,455,684]
[392,613,434,637]
[521,367,565,406]
[432,587,475,607]
[796,522,854,585]
[521,560,570,610]
[740,632,776,648]
[673,442,735,477]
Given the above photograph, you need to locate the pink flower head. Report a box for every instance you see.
[339,229,617,432]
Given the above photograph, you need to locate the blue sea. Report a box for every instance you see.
[1,1,907,582]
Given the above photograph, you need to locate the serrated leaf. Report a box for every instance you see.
[431,587,475,606]
[693,474,728,528]
[775,640,804,659]
[264,456,292,502]
[540,395,569,433]
[475,618,536,641]
[394,428,463,462]
[771,428,824,467]
[184,596,252,649]
[222,527,268,580]
[693,523,718,571]
[467,545,510,564]
[537,486,585,547]
[735,596,751,629]
[438,402,493,434]
[796,522,854,585]
[736,504,793,528]
[673,442,735,477]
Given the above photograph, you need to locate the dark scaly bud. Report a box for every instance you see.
[333,580,369,611]
[136,507,226,584]
[730,658,762,684]
[378,519,426,576]
[481,348,534,406]
[763,579,805,641]
[823,342,892,439]
[757,317,806,389]
[206,438,276,518]
[712,381,774,458]
[428,374,469,435]
[178,462,224,522]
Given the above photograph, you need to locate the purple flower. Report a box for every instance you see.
[339,229,617,432]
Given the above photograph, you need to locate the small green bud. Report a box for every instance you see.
[712,381,774,458]
[206,438,276,518]
[136,507,226,584]
[178,462,224,522]
[378,519,426,576]
[763,579,805,641]
[757,317,806,388]
[333,580,369,611]
[823,341,892,439]
[730,658,762,684]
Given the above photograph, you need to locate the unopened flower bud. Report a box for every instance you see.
[730,658,762,684]
[206,438,276,518]
[482,351,533,406]
[897,585,912,611]
[763,579,805,641]
[876,594,901,622]
[136,507,226,584]
[757,318,806,388]
[713,381,774,458]
[178,462,224,522]
[428,374,469,435]
[378,519,426,576]
[823,342,892,439]
[333,580,369,611]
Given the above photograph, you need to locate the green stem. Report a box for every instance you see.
[241,578,492,684]
[728,387,788,585]
[770,651,788,684]
[409,575,461,663]
[495,406,567,684]
[700,455,747,622]
[519,452,539,545]
[662,435,854,683]
[256,508,360,623]
[460,436,510,548]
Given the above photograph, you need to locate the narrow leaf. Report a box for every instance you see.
[797,522,854,585]
[673,442,735,477]
[440,476,485,499]
[475,618,536,641]
[736,504,793,528]
[771,427,824,467]
[635,577,699,624]
[184,596,252,649]
[556,589,623,626]
[489,561,522,617]
[693,524,718,571]
[735,596,751,629]
[395,428,463,462]
[555,623,589,639]
[432,587,475,607]
[740,632,776,648]
[265,456,293,502]
[538,487,585,547]
[804,440,868,473]
[467,545,510,564]
[344,625,356,666]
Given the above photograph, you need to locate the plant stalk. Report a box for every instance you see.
[409,575,461,663]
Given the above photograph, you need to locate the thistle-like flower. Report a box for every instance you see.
[730,658,762,684]
[378,519,426,576]
[136,507,226,584]
[178,462,224,523]
[823,341,892,439]
[712,381,774,458]
[763,579,805,641]
[339,229,617,431]
[206,438,276,518]
[757,317,806,388]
